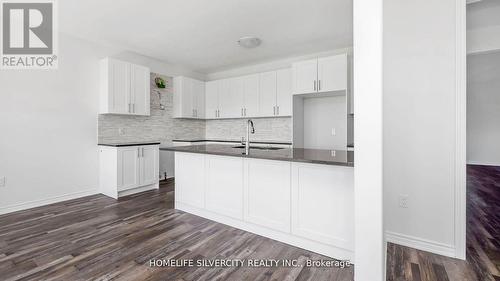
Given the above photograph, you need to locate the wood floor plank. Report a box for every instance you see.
[1,167,498,281]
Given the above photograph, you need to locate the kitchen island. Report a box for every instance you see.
[161,144,354,260]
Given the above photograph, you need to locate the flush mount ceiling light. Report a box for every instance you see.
[237,37,262,48]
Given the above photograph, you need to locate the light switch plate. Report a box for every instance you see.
[331,128,336,136]
[118,128,125,136]
[0,177,5,187]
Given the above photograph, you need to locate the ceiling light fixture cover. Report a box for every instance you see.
[237,37,262,48]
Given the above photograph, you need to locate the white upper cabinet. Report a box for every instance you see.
[131,64,151,116]
[218,78,241,119]
[292,59,318,95]
[276,68,292,116]
[100,58,150,116]
[292,54,348,95]
[242,74,260,117]
[259,71,277,117]
[193,79,206,118]
[173,76,205,119]
[317,54,347,93]
[259,69,292,117]
[229,77,245,118]
[205,80,220,119]
[173,68,296,119]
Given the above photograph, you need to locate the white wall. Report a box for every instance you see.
[383,0,465,258]
[467,51,500,166]
[303,96,347,150]
[0,33,204,214]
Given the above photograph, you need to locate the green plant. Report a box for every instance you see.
[155,77,166,88]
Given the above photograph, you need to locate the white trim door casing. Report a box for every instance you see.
[353,0,384,280]
[454,0,467,261]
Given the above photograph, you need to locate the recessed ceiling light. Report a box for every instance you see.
[237,37,262,49]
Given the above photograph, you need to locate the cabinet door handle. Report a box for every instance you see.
[244,108,246,116]
[132,104,135,113]
[318,80,321,91]
[128,103,131,113]
[277,106,279,115]
[273,106,276,115]
[142,147,144,157]
[137,147,140,158]
[241,108,243,117]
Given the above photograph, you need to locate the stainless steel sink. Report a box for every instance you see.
[232,145,284,150]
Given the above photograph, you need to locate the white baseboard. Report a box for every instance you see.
[118,183,159,197]
[467,161,500,167]
[385,231,456,258]
[0,189,99,216]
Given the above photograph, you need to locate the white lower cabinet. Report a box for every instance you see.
[244,158,291,233]
[291,162,354,251]
[117,147,140,191]
[140,146,158,186]
[206,155,244,219]
[99,145,159,199]
[174,152,354,259]
[175,152,205,209]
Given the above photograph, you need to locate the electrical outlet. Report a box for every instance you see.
[0,176,5,187]
[399,195,409,208]
[118,128,125,136]
[331,128,336,136]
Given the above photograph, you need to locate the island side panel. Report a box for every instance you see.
[291,162,354,251]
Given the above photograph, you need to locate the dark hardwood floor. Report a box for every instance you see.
[1,165,498,281]
[466,165,500,281]
[0,180,353,281]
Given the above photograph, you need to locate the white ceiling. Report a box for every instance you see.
[59,0,353,74]
[467,0,500,30]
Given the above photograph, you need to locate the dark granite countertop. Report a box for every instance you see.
[172,139,292,145]
[98,141,161,147]
[161,144,354,167]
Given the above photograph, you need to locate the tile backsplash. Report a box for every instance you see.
[205,117,292,142]
[98,73,292,145]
